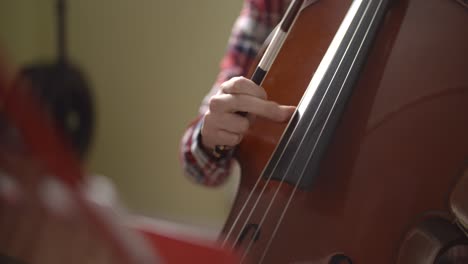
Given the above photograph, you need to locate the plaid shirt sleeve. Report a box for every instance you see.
[180,0,291,186]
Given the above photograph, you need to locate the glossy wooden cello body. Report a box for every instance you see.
[222,0,468,263]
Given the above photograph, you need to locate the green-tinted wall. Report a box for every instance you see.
[0,0,242,231]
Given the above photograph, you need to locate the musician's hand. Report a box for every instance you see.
[200,76,295,151]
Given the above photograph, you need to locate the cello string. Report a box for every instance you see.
[224,0,331,248]
[221,0,306,247]
[258,1,385,262]
[223,0,334,249]
[222,1,322,248]
[237,0,373,257]
[232,0,374,254]
[222,0,325,246]
[220,23,288,247]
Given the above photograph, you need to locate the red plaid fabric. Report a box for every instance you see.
[180,0,291,186]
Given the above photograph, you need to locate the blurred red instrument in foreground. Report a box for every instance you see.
[0,54,243,264]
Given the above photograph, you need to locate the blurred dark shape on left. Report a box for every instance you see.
[0,254,25,264]
[16,62,94,161]
[6,0,96,161]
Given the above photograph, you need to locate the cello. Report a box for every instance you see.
[221,0,468,263]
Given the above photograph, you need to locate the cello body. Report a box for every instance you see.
[223,0,468,263]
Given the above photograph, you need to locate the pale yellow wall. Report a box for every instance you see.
[0,1,242,231]
[0,2,54,67]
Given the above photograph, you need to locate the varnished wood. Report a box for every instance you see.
[224,0,468,263]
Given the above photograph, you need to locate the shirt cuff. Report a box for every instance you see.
[188,119,234,186]
[193,119,234,163]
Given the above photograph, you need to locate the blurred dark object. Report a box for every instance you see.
[437,244,468,264]
[16,0,94,160]
[17,62,94,160]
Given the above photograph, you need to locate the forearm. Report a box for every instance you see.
[180,0,289,185]
[179,116,234,186]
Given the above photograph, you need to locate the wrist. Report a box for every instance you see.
[198,130,226,160]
